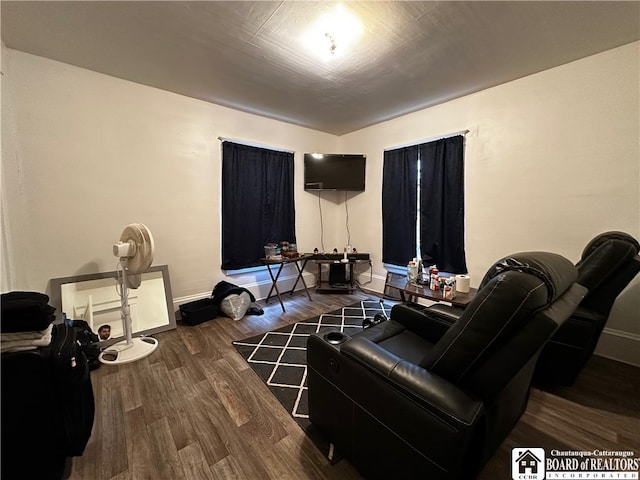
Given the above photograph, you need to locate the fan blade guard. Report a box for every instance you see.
[119,223,154,274]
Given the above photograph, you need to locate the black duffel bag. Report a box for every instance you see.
[179,298,218,326]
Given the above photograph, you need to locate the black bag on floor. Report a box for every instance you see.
[179,298,218,326]
[72,319,101,370]
[1,323,95,480]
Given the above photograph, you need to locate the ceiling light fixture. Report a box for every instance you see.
[303,5,363,61]
[325,33,337,55]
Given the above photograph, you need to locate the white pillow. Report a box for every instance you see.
[219,291,252,321]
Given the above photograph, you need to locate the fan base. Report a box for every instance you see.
[99,336,159,365]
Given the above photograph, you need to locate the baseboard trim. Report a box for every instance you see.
[172,272,317,310]
[602,326,640,341]
[595,327,640,367]
[172,292,211,309]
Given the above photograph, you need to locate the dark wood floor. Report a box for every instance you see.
[69,290,640,479]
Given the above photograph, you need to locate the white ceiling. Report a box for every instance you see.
[2,1,639,135]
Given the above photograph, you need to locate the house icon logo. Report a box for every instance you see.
[512,448,545,480]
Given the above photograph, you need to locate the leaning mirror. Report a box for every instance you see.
[49,265,176,345]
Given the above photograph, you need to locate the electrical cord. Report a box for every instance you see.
[115,260,125,299]
[318,190,325,252]
[344,191,351,246]
[351,260,373,288]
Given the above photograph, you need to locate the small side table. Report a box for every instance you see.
[384,274,477,308]
[262,254,313,312]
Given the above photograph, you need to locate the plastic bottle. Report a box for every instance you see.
[430,267,439,290]
[407,261,418,282]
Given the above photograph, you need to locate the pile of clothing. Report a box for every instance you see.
[1,291,96,479]
[1,291,56,352]
[179,280,264,325]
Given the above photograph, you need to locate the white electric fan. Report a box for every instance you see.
[99,223,159,365]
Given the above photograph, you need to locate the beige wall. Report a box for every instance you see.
[2,41,638,364]
[339,41,640,365]
[1,47,338,302]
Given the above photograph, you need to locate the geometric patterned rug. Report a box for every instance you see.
[231,298,392,447]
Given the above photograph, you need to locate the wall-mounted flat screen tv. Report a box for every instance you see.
[304,153,366,191]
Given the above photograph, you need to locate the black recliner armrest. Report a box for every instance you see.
[424,303,465,322]
[342,336,483,427]
[390,303,459,344]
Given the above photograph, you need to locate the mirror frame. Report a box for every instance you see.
[50,264,176,344]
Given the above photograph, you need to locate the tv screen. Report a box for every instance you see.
[304,153,366,191]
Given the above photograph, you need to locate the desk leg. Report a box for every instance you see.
[265,263,286,313]
[290,259,312,300]
[349,262,355,291]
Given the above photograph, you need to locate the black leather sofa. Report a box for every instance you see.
[408,232,640,387]
[307,252,586,479]
[534,231,640,385]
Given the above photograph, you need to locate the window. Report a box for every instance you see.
[382,135,467,273]
[221,141,296,270]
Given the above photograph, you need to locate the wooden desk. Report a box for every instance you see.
[312,258,372,294]
[385,275,477,308]
[262,254,313,312]
[314,259,355,294]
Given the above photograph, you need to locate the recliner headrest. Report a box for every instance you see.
[424,252,580,388]
[576,231,639,291]
[581,231,639,259]
[479,251,577,302]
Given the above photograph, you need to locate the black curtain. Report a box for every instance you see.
[382,146,419,266]
[419,136,467,273]
[221,142,296,270]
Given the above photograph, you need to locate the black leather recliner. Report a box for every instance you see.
[534,231,640,385]
[411,232,640,386]
[307,252,587,479]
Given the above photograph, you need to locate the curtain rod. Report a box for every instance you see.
[218,136,295,154]
[384,129,470,152]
